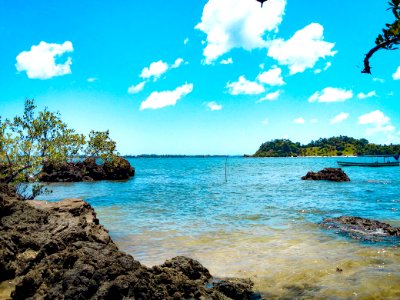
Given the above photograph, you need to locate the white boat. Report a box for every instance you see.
[337,155,400,167]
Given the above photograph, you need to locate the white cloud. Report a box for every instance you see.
[128,81,146,94]
[267,23,336,74]
[262,118,269,125]
[392,66,400,80]
[293,117,305,124]
[259,63,265,69]
[357,91,377,99]
[330,112,349,124]
[358,110,390,126]
[206,101,222,111]
[257,66,285,86]
[15,41,73,79]
[171,58,185,69]
[226,76,265,95]
[314,62,331,74]
[358,110,395,135]
[373,77,385,83]
[139,58,185,81]
[308,87,353,103]
[196,0,286,64]
[220,58,233,65]
[140,60,169,80]
[324,62,332,71]
[140,83,193,110]
[258,90,281,102]
[184,38,189,45]
[87,77,97,82]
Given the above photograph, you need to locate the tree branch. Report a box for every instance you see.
[362,35,400,74]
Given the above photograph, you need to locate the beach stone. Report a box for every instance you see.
[301,168,350,182]
[0,197,258,299]
[321,216,400,241]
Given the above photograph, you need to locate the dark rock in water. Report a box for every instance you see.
[0,197,258,299]
[301,168,350,182]
[321,216,400,241]
[39,156,135,183]
[103,157,135,180]
[213,278,259,300]
[39,162,84,182]
[83,157,107,180]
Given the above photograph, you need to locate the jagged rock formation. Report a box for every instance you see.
[322,216,400,239]
[301,168,350,182]
[39,157,135,183]
[0,195,259,300]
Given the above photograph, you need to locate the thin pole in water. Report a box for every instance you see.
[225,156,228,182]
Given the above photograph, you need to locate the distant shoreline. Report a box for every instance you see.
[124,155,358,158]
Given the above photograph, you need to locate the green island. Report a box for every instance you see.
[253,136,400,157]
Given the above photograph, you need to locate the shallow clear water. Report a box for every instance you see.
[41,157,400,298]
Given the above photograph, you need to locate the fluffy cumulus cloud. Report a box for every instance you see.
[139,58,185,82]
[140,60,169,80]
[258,90,281,102]
[140,83,193,110]
[15,41,73,79]
[358,110,395,135]
[196,0,286,64]
[293,117,305,124]
[257,66,285,86]
[128,81,146,94]
[308,87,353,103]
[357,91,377,99]
[171,58,185,69]
[220,58,233,65]
[206,101,222,111]
[226,76,265,95]
[392,66,400,80]
[330,112,349,124]
[267,23,336,74]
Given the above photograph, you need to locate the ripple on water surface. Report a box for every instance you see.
[40,157,400,298]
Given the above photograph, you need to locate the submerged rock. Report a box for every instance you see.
[0,197,259,299]
[321,216,400,241]
[301,168,350,182]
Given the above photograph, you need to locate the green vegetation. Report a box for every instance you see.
[254,136,400,157]
[363,0,400,73]
[0,99,118,199]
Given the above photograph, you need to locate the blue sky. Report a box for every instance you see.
[0,0,399,155]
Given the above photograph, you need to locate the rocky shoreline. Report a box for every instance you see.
[321,216,400,241]
[0,190,260,300]
[38,157,135,183]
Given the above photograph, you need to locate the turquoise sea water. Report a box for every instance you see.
[41,157,400,298]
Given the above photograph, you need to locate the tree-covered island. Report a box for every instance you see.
[253,136,400,157]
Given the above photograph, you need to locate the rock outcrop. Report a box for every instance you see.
[0,197,260,299]
[321,216,400,241]
[39,157,135,183]
[301,168,350,182]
